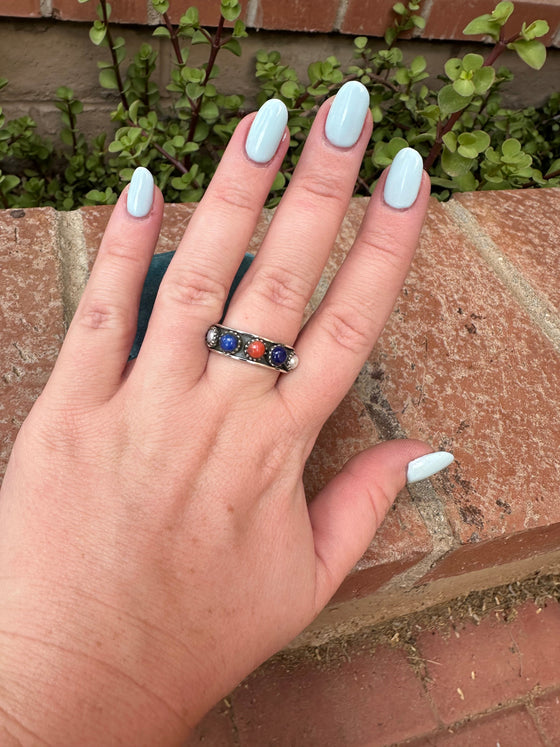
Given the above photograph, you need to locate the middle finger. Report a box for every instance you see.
[211,82,372,387]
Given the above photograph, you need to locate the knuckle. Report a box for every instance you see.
[212,180,260,214]
[321,303,372,353]
[76,299,133,331]
[358,228,409,274]
[162,268,229,311]
[293,168,347,207]
[251,264,312,315]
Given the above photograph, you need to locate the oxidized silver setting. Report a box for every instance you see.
[206,323,298,373]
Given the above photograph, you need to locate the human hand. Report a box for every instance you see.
[0,82,452,745]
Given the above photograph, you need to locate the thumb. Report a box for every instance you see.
[308,440,453,610]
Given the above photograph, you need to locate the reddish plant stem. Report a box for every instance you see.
[162,11,184,66]
[183,15,226,168]
[99,0,128,111]
[423,33,519,171]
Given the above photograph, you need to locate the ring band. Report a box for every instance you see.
[206,323,299,373]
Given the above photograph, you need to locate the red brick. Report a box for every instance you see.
[185,699,237,746]
[232,643,437,746]
[0,208,65,477]
[0,0,41,17]
[52,0,148,23]
[533,689,560,745]
[340,0,398,36]
[368,196,560,578]
[419,523,560,584]
[305,387,433,603]
[249,0,340,32]
[454,190,560,320]
[424,0,560,44]
[406,706,545,747]
[165,0,229,27]
[417,600,560,724]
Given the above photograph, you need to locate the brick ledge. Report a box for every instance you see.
[1,187,560,641]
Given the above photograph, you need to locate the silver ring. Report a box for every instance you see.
[205,323,299,373]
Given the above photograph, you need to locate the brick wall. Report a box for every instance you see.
[2,0,560,46]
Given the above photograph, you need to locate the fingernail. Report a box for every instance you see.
[407,451,454,484]
[384,147,424,209]
[127,167,154,218]
[245,99,288,164]
[325,81,370,148]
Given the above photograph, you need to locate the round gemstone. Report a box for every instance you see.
[270,345,288,366]
[219,332,239,352]
[206,326,218,347]
[247,339,266,359]
[286,353,299,370]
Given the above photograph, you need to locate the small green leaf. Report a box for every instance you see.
[501,138,521,158]
[441,148,475,177]
[438,85,470,116]
[508,39,547,70]
[223,39,242,56]
[462,15,499,40]
[462,53,483,72]
[453,78,475,97]
[521,19,549,40]
[200,100,219,120]
[98,68,118,89]
[180,7,199,26]
[151,0,169,12]
[392,2,407,15]
[472,66,495,94]
[492,1,514,24]
[442,131,457,152]
[444,58,462,81]
[89,22,107,46]
[152,26,171,37]
[354,36,368,50]
[271,172,286,191]
[220,0,242,22]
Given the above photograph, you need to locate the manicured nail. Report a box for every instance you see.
[245,99,288,164]
[325,80,370,148]
[383,147,423,209]
[406,451,454,484]
[127,167,154,218]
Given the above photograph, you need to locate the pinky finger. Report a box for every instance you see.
[49,169,164,404]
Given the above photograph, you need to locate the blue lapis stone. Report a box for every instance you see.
[270,345,288,366]
[219,333,238,352]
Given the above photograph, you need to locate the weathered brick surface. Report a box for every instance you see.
[417,600,560,723]
[231,643,437,747]
[1,0,559,46]
[406,707,546,747]
[0,208,65,476]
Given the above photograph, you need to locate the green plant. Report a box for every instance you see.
[0,0,558,210]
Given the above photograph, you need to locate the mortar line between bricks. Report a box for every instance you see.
[55,210,89,329]
[354,363,456,576]
[526,699,554,747]
[334,0,349,31]
[444,199,560,354]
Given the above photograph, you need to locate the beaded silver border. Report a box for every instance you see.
[206,323,299,373]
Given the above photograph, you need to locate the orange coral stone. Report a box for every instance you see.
[247,340,265,359]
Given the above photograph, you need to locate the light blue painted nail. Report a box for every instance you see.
[384,147,424,209]
[127,167,154,218]
[325,80,370,148]
[245,99,288,164]
[407,451,454,484]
